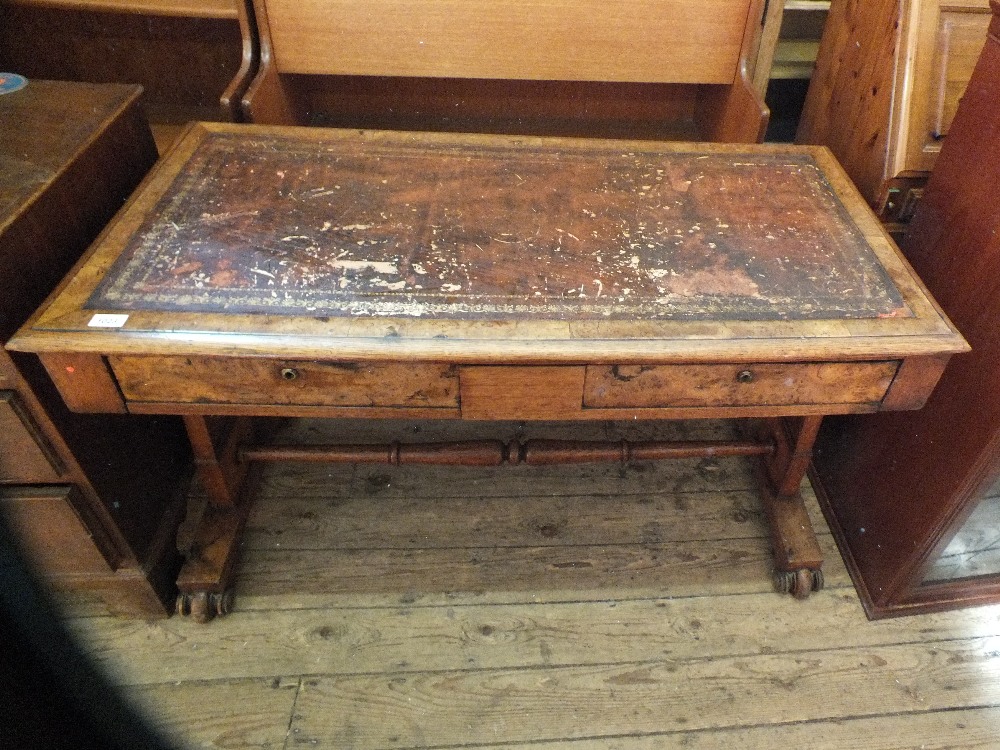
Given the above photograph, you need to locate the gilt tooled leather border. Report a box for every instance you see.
[87,132,908,322]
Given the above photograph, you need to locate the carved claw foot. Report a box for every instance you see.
[176,590,234,623]
[774,568,824,599]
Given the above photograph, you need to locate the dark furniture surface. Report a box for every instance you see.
[7,122,966,620]
[0,79,189,617]
[809,1,1000,618]
[0,0,257,151]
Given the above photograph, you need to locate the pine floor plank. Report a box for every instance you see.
[126,678,300,750]
[68,594,1000,687]
[288,637,1000,749]
[258,455,758,502]
[57,418,1000,749]
[229,534,849,609]
[489,706,1000,750]
[243,489,814,551]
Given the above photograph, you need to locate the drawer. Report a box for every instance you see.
[109,356,460,409]
[0,390,63,483]
[583,361,899,409]
[0,485,113,576]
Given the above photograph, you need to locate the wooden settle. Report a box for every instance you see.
[6,123,967,619]
[241,0,770,142]
[809,1,1000,618]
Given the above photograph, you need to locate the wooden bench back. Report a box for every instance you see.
[263,0,748,84]
[243,0,769,142]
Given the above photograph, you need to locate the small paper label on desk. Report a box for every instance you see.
[88,314,129,328]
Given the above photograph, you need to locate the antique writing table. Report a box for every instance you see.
[8,123,968,620]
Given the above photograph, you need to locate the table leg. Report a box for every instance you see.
[175,416,255,622]
[759,416,825,599]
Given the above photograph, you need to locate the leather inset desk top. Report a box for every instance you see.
[88,129,907,321]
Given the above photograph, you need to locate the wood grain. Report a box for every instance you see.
[460,366,586,420]
[287,637,1000,747]
[797,0,990,212]
[902,0,992,174]
[111,356,460,408]
[38,354,127,414]
[57,418,1000,749]
[584,361,898,409]
[7,0,240,18]
[264,0,751,83]
[128,677,300,749]
[68,589,1000,686]
[796,0,903,204]
[244,0,766,141]
[0,390,64,482]
[1,486,113,575]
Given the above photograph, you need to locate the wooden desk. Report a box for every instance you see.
[0,79,189,617]
[8,123,967,620]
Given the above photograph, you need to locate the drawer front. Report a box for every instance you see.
[583,361,899,409]
[109,356,460,409]
[0,390,63,483]
[1,485,113,575]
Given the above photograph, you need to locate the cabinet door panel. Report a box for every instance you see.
[0,485,113,575]
[906,1,991,172]
[0,391,64,483]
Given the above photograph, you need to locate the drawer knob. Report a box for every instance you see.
[280,367,300,381]
[736,369,755,384]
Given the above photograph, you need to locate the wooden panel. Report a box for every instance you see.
[7,0,240,18]
[0,391,64,482]
[584,361,898,409]
[0,4,244,143]
[264,0,751,83]
[796,0,902,205]
[879,353,950,410]
[908,5,991,166]
[460,366,586,420]
[39,354,127,413]
[0,486,113,575]
[110,355,460,408]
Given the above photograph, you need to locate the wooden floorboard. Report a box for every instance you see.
[929,494,1000,582]
[58,419,1000,749]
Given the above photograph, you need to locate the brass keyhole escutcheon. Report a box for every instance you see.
[736,369,755,384]
[280,368,299,381]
